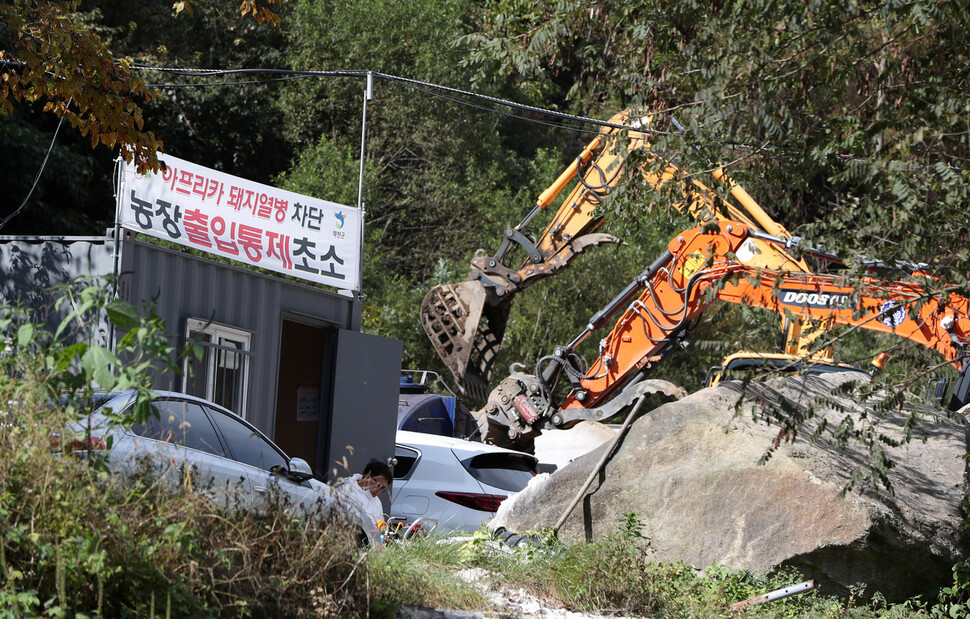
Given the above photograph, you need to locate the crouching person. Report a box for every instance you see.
[337,459,392,545]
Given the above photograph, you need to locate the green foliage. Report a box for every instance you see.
[438,0,970,426]
[463,0,970,276]
[276,134,368,207]
[275,0,557,376]
[8,0,969,410]
[1,0,295,181]
[4,2,969,615]
[2,0,298,234]
[0,0,163,170]
[0,279,173,424]
[0,273,962,619]
[366,533,486,615]
[280,0,521,283]
[0,280,375,617]
[0,426,366,616]
[281,0,477,142]
[366,514,966,618]
[361,268,440,372]
[930,559,970,619]
[87,0,294,184]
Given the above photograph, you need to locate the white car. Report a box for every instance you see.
[390,430,539,535]
[70,390,379,546]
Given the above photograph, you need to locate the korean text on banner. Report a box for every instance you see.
[118,153,361,290]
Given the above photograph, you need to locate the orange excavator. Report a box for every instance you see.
[474,220,970,452]
[420,110,828,402]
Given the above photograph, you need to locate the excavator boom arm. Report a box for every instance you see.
[422,110,812,399]
[477,221,970,449]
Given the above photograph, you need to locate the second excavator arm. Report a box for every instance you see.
[476,221,970,451]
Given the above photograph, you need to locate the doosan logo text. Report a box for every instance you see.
[780,290,851,308]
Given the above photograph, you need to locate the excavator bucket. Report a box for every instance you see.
[420,280,511,402]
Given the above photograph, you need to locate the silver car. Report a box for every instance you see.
[71,390,378,546]
[390,430,540,535]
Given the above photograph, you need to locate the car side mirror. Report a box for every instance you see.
[286,457,314,482]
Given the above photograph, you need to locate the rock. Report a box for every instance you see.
[532,421,617,470]
[491,371,969,601]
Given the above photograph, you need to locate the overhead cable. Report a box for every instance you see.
[132,64,644,135]
[0,98,73,232]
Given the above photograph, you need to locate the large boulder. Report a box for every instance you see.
[493,372,969,601]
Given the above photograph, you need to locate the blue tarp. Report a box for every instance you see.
[397,376,476,438]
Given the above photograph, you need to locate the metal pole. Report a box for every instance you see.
[355,72,373,299]
[109,157,125,353]
[730,580,816,612]
[553,393,649,535]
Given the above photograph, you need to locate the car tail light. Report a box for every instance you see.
[435,491,507,512]
[73,436,106,451]
[50,434,106,452]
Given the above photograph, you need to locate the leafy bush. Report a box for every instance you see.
[366,514,964,618]
[0,281,373,617]
[0,419,367,617]
[929,558,970,619]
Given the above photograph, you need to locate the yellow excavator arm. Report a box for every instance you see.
[421,110,816,400]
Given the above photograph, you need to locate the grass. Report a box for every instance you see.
[364,516,962,619]
[0,287,378,617]
[0,396,371,617]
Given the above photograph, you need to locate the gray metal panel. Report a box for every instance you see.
[0,237,116,346]
[328,329,402,513]
[117,237,360,437]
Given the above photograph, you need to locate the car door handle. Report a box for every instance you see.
[254,485,267,494]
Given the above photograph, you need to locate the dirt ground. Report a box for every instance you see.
[396,563,643,619]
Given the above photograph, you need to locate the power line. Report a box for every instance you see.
[147,74,307,89]
[132,64,644,136]
[0,62,670,230]
[389,79,604,138]
[0,98,72,232]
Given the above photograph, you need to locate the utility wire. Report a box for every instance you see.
[0,98,72,232]
[132,64,644,136]
[390,79,604,138]
[148,74,307,89]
